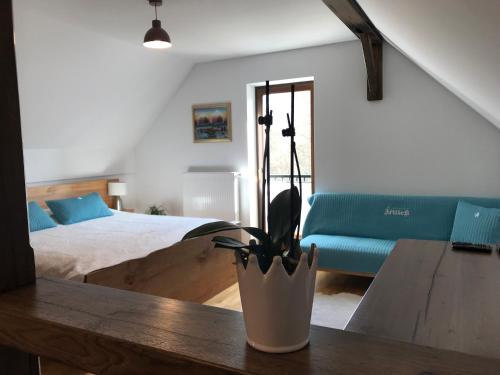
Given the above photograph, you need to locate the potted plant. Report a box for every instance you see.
[146,205,167,215]
[182,82,318,353]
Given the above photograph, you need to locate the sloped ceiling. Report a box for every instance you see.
[357,0,500,130]
[15,0,499,183]
[13,0,354,172]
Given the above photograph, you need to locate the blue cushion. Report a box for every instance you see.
[302,193,500,241]
[300,234,396,274]
[28,201,57,232]
[450,201,500,244]
[46,192,113,225]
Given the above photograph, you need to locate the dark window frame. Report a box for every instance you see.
[255,81,315,229]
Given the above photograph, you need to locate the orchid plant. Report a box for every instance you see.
[183,187,303,273]
[182,82,308,274]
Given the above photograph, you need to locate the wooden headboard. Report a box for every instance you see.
[26,178,117,208]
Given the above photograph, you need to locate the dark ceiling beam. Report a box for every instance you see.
[323,0,383,101]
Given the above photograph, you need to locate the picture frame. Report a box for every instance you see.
[192,102,232,143]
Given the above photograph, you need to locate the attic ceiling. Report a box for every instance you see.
[23,0,355,60]
[13,0,500,179]
[13,0,354,155]
[357,0,500,131]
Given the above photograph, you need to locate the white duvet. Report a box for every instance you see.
[30,210,215,281]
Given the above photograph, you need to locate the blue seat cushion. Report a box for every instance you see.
[46,192,113,225]
[451,201,500,244]
[28,201,57,232]
[300,234,396,274]
[302,193,500,241]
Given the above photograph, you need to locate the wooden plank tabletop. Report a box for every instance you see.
[1,278,500,374]
[347,239,500,360]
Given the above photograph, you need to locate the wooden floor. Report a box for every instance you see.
[40,271,371,375]
[205,270,372,311]
[314,270,372,295]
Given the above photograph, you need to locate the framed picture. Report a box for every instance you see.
[192,102,232,143]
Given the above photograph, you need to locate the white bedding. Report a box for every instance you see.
[30,210,215,281]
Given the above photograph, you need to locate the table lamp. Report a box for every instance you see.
[108,182,127,211]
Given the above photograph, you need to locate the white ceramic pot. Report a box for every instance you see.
[236,246,318,353]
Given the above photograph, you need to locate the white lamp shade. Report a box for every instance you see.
[108,182,127,197]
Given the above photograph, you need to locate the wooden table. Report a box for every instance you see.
[347,239,500,360]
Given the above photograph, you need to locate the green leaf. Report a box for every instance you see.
[267,187,301,248]
[212,236,249,249]
[214,243,250,253]
[182,220,270,244]
[182,221,239,241]
[282,255,300,275]
[241,227,271,244]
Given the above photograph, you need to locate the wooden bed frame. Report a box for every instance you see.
[26,178,237,304]
[27,178,117,209]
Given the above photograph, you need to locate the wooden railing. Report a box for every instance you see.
[2,278,500,375]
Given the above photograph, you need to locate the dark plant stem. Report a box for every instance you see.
[289,85,295,258]
[260,80,272,232]
[294,146,302,241]
[261,139,267,231]
[265,81,271,231]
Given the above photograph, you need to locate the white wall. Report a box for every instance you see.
[14,0,192,196]
[135,41,500,224]
[13,0,352,189]
[358,0,500,130]
[23,150,138,209]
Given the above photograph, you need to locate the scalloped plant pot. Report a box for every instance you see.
[236,247,318,353]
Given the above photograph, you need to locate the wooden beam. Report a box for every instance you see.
[0,1,39,373]
[0,0,36,293]
[322,0,381,39]
[323,0,383,100]
[1,278,500,375]
[360,33,383,101]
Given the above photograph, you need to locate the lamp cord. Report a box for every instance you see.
[155,3,158,20]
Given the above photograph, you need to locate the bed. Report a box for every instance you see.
[27,179,238,303]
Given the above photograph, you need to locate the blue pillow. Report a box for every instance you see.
[46,192,113,225]
[450,201,500,244]
[28,201,57,232]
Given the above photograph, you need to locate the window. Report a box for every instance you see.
[255,81,314,231]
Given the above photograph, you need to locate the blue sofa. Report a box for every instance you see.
[300,193,500,274]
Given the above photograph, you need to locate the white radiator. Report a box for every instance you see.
[182,172,240,222]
